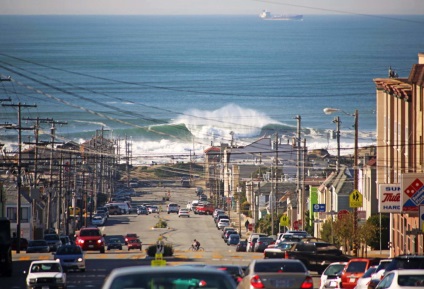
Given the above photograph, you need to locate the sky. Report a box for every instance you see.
[1,0,424,15]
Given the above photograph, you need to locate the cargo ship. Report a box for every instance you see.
[259,10,303,21]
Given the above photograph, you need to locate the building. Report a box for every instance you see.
[374,53,424,256]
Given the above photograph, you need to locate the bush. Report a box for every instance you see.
[146,244,174,257]
[154,219,168,228]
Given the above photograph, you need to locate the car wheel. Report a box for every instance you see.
[80,268,85,272]
[100,248,105,253]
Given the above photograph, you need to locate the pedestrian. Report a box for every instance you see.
[245,219,250,232]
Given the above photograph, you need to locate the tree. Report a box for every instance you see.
[366,214,390,250]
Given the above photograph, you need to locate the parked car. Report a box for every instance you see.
[263,241,298,259]
[371,259,392,280]
[26,240,50,253]
[101,266,237,289]
[217,219,231,230]
[148,205,159,214]
[319,262,348,289]
[341,258,380,289]
[11,237,29,251]
[355,266,377,289]
[136,206,148,215]
[222,227,236,238]
[375,269,424,289]
[253,236,275,252]
[25,260,66,289]
[384,255,424,273]
[223,229,238,242]
[53,244,86,272]
[127,238,142,251]
[107,238,123,250]
[246,233,267,252]
[236,240,247,252]
[75,227,106,253]
[178,208,190,217]
[227,234,240,246]
[44,234,62,252]
[237,259,313,289]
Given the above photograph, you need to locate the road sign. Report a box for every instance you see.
[293,220,299,230]
[338,209,350,220]
[401,173,424,212]
[280,214,289,226]
[313,204,326,212]
[420,205,424,232]
[349,189,363,208]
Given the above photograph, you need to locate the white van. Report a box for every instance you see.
[110,202,130,214]
[187,200,199,211]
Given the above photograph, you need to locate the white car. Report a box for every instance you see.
[217,219,230,230]
[320,262,347,289]
[26,260,66,289]
[355,266,377,289]
[92,215,106,226]
[167,203,180,214]
[148,205,159,213]
[178,208,190,217]
[370,259,392,281]
[375,269,424,289]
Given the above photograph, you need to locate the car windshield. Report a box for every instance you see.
[362,267,377,278]
[254,262,306,273]
[109,272,235,289]
[346,262,367,273]
[80,230,101,237]
[44,235,59,240]
[277,243,295,250]
[31,263,61,273]
[29,240,47,246]
[324,264,346,275]
[110,239,120,244]
[56,246,82,255]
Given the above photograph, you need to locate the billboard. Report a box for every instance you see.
[378,184,401,213]
[401,173,424,212]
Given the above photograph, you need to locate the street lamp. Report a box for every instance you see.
[237,186,242,237]
[323,107,359,257]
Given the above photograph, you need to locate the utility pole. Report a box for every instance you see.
[2,102,37,253]
[353,110,359,257]
[333,116,341,172]
[295,115,302,228]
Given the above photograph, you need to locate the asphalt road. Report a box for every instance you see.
[4,185,321,289]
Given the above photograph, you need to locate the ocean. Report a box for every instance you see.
[0,14,423,164]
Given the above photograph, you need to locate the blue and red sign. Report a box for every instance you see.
[401,173,424,212]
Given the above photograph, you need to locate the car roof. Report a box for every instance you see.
[31,260,60,265]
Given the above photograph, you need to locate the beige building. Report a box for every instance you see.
[374,53,424,256]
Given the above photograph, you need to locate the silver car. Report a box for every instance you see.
[53,245,86,272]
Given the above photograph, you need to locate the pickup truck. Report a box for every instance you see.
[284,241,351,274]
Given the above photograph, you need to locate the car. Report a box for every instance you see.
[178,208,190,217]
[136,206,148,215]
[222,226,236,238]
[275,230,311,245]
[236,259,313,289]
[341,258,380,289]
[26,240,50,253]
[25,260,66,289]
[213,209,225,218]
[253,236,275,252]
[207,264,245,283]
[91,215,106,226]
[223,230,238,242]
[246,233,267,252]
[101,266,237,289]
[11,237,29,251]
[217,219,231,230]
[370,259,392,281]
[60,235,72,246]
[107,238,123,250]
[236,240,247,252]
[44,233,62,252]
[375,269,424,289]
[167,203,180,214]
[148,205,159,214]
[227,234,240,246]
[127,238,142,251]
[355,266,377,289]
[384,255,424,273]
[319,262,348,289]
[124,233,138,245]
[263,241,298,259]
[54,244,86,272]
[75,227,106,253]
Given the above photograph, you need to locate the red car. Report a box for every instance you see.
[75,227,105,253]
[341,258,380,289]
[127,238,142,251]
[124,233,138,245]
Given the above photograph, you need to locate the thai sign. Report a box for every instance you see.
[378,184,401,213]
[401,173,424,212]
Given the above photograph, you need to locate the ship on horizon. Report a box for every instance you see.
[259,10,303,21]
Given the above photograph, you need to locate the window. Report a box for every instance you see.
[7,207,30,223]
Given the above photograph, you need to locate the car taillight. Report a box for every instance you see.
[300,276,314,289]
[250,275,264,288]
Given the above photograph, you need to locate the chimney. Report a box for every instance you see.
[419,52,424,64]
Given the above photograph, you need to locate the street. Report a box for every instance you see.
[4,185,321,288]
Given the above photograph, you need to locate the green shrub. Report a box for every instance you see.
[146,244,174,257]
[154,219,168,228]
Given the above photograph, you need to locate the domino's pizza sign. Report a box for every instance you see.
[401,173,424,212]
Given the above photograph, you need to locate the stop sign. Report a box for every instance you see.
[293,220,299,230]
[338,209,350,220]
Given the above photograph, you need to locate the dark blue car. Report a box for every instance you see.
[227,234,240,246]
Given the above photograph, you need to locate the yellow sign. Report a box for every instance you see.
[349,189,363,208]
[151,259,166,266]
[280,214,289,226]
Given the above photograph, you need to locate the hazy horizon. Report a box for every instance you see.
[1,0,423,15]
